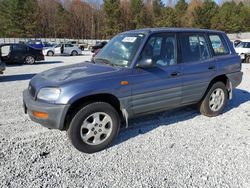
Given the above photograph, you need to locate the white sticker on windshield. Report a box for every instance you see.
[122,37,137,43]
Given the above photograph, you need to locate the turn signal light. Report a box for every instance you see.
[120,81,129,86]
[32,111,48,119]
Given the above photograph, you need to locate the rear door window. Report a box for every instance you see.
[65,44,73,48]
[12,44,27,52]
[209,34,229,56]
[180,33,211,63]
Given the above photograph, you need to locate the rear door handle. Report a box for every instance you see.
[208,66,215,70]
[171,72,180,77]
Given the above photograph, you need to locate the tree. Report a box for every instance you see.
[175,0,188,27]
[156,7,177,27]
[153,0,164,18]
[131,0,146,28]
[211,1,247,33]
[193,0,218,29]
[0,0,38,37]
[103,0,122,38]
[37,0,67,38]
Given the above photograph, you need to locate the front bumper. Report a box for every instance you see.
[23,89,70,130]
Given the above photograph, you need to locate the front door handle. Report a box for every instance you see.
[171,72,180,77]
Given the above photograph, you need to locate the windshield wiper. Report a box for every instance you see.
[94,58,114,67]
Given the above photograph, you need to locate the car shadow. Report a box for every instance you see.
[35,61,63,65]
[0,73,36,82]
[114,88,250,147]
[5,61,63,66]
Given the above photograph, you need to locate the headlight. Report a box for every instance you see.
[37,87,61,101]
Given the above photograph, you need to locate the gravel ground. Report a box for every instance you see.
[0,52,250,188]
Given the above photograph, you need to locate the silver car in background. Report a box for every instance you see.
[43,43,82,56]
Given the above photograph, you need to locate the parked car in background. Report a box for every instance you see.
[43,42,56,48]
[91,41,108,53]
[26,40,44,49]
[43,43,82,56]
[234,40,250,63]
[23,28,242,153]
[0,50,6,74]
[67,41,88,51]
[0,43,44,64]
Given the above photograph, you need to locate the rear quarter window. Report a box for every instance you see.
[209,34,229,56]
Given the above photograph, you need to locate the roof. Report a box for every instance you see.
[123,27,225,34]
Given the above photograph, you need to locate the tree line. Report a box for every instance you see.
[0,0,249,39]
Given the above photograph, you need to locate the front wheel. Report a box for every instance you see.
[67,102,120,153]
[47,51,54,56]
[199,82,228,117]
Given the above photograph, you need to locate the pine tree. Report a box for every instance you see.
[193,0,218,29]
[103,0,122,38]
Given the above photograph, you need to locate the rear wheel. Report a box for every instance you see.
[71,50,78,56]
[199,82,228,117]
[47,51,54,56]
[67,102,120,153]
[24,56,35,64]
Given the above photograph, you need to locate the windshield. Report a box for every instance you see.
[94,33,145,67]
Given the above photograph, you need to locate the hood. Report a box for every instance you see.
[31,62,120,88]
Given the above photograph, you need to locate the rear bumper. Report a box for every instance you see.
[23,89,70,130]
[0,62,5,74]
[35,55,45,61]
[227,71,243,88]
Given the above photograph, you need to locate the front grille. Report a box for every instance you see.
[28,84,36,98]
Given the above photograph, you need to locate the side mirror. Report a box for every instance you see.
[137,58,153,68]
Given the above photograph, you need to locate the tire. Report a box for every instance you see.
[47,51,54,56]
[80,46,84,51]
[245,56,250,64]
[24,56,35,64]
[67,102,120,153]
[199,82,228,117]
[71,50,78,56]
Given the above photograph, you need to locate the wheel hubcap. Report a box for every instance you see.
[80,112,113,145]
[26,56,34,64]
[209,88,225,112]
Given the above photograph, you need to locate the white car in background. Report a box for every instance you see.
[43,43,82,56]
[234,40,250,63]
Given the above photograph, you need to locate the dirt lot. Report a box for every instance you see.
[0,53,250,188]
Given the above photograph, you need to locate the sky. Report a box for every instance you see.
[160,0,221,5]
[94,0,222,6]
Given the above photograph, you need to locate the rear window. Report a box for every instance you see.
[209,34,229,56]
[1,45,11,56]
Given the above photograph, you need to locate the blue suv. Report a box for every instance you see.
[23,28,243,153]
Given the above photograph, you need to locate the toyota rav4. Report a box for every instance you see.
[23,28,243,153]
